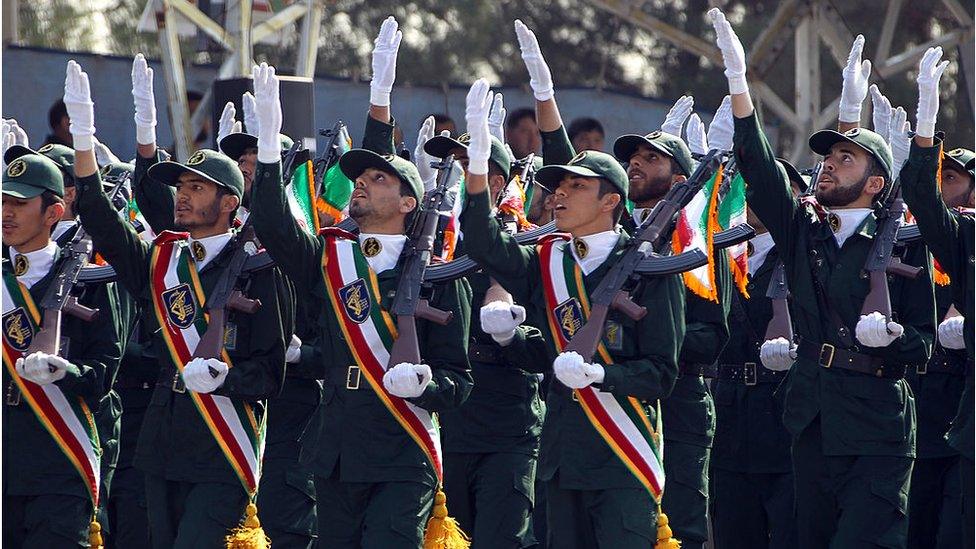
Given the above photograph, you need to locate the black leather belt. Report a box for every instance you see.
[797,340,905,379]
[917,352,968,376]
[678,362,716,378]
[717,362,786,385]
[156,369,186,393]
[469,342,504,365]
[115,378,154,390]
[326,365,362,390]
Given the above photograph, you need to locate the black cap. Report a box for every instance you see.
[218,132,295,161]
[423,134,512,179]
[148,149,245,198]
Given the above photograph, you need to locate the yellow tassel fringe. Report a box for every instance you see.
[655,508,681,549]
[423,490,471,549]
[225,503,270,549]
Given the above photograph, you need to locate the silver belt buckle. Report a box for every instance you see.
[743,362,758,386]
[172,372,186,393]
[346,366,361,390]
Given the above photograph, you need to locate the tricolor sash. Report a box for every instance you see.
[148,231,265,497]
[1,272,102,507]
[319,228,444,480]
[537,234,666,501]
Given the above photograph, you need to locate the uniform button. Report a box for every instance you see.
[607,385,615,392]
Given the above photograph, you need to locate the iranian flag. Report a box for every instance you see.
[719,172,749,296]
[285,148,319,234]
[317,124,354,223]
[671,164,724,302]
[498,172,535,231]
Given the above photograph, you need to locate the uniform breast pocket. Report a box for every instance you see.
[224,319,251,357]
[833,375,911,443]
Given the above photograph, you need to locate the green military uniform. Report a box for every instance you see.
[460,149,687,548]
[902,142,975,548]
[735,113,936,548]
[75,151,291,549]
[250,133,474,547]
[710,247,797,549]
[2,154,124,547]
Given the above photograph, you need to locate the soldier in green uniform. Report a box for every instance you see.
[247,49,473,546]
[2,152,124,547]
[462,67,686,547]
[710,10,936,547]
[710,162,806,549]
[69,59,291,548]
[4,142,79,247]
[899,48,975,549]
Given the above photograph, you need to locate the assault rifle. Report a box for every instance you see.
[387,155,457,367]
[312,121,346,196]
[563,149,727,360]
[764,261,794,342]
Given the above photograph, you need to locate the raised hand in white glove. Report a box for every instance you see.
[870,85,892,142]
[383,362,432,399]
[414,116,440,188]
[553,351,605,389]
[251,63,283,164]
[708,8,748,95]
[838,35,872,124]
[464,78,494,176]
[685,114,707,156]
[488,93,507,143]
[64,60,96,151]
[1,120,12,168]
[661,95,693,136]
[7,120,29,148]
[92,137,121,167]
[855,311,904,348]
[242,92,259,135]
[938,316,966,350]
[889,107,911,174]
[285,334,303,364]
[480,300,526,346]
[183,357,229,393]
[130,53,156,146]
[369,16,402,107]
[217,101,239,145]
[759,337,797,371]
[707,95,734,152]
[16,352,69,385]
[514,20,554,101]
[915,46,950,139]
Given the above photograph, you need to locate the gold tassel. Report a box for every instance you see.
[423,490,470,549]
[225,503,270,549]
[89,517,103,549]
[654,506,681,549]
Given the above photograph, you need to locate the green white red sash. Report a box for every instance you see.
[537,234,665,500]
[319,228,444,481]
[148,231,265,496]
[1,271,101,507]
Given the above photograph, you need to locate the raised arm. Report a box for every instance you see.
[363,16,401,155]
[130,54,177,233]
[836,35,872,133]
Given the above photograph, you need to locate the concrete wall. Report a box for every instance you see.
[2,45,777,162]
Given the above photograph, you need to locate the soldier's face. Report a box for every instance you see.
[173,173,237,230]
[508,117,541,158]
[349,168,415,226]
[816,144,884,208]
[1,194,63,249]
[941,167,974,208]
[627,145,680,204]
[572,130,605,153]
[552,175,618,233]
[237,149,257,195]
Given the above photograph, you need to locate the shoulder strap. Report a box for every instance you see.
[807,249,856,348]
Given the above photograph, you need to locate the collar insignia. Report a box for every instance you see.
[573,237,589,259]
[361,237,382,258]
[827,212,841,233]
[191,241,207,262]
[12,254,29,277]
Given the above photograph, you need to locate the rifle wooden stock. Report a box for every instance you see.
[765,299,794,342]
[27,309,62,356]
[860,270,893,319]
[63,295,99,322]
[415,299,452,326]
[389,316,422,366]
[227,290,261,314]
[885,257,922,279]
[611,290,646,321]
[563,303,610,361]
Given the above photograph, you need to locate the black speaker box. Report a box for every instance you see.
[211,76,315,151]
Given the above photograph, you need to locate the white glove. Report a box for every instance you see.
[938,316,966,350]
[414,117,439,188]
[759,337,797,371]
[661,95,693,136]
[7,119,29,148]
[553,351,605,389]
[2,120,12,171]
[685,114,707,156]
[217,101,239,144]
[369,16,402,107]
[889,107,911,174]
[464,78,494,176]
[870,85,892,142]
[251,63,283,164]
[855,311,904,348]
[838,35,872,124]
[182,357,229,394]
[64,60,96,151]
[92,137,121,167]
[285,334,302,364]
[242,92,259,135]
[915,46,950,139]
[382,362,432,399]
[480,300,526,346]
[707,95,734,152]
[488,93,507,143]
[16,352,68,385]
[130,53,156,146]
[708,8,748,95]
[514,19,554,101]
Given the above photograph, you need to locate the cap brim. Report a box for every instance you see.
[536,164,603,188]
[1,181,46,199]
[338,149,401,183]
[776,157,807,192]
[424,136,466,159]
[3,145,37,165]
[809,130,873,158]
[218,133,258,160]
[148,161,224,190]
[613,134,673,164]
[942,153,970,175]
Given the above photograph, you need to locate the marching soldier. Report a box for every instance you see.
[899,49,975,548]
[711,11,936,547]
[2,151,124,546]
[248,45,474,547]
[70,58,291,547]
[4,142,79,247]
